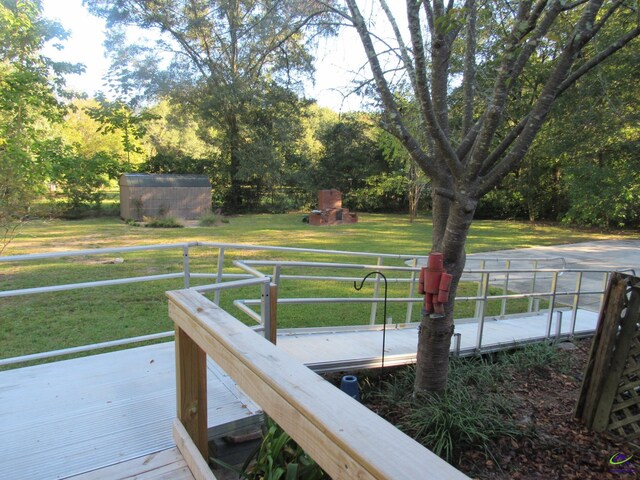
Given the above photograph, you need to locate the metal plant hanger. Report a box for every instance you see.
[354,271,388,370]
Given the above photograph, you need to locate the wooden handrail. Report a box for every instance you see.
[167,288,468,480]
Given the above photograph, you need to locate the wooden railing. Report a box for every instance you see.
[167,288,468,480]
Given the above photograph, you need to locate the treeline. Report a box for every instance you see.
[2,0,638,234]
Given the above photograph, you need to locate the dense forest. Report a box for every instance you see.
[1,0,638,231]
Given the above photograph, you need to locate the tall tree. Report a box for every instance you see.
[85,92,157,167]
[331,0,640,394]
[0,0,81,253]
[86,0,335,211]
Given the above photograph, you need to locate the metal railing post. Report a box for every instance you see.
[369,257,383,325]
[183,246,190,288]
[474,260,486,319]
[554,311,563,341]
[272,265,281,286]
[600,272,609,308]
[405,257,419,322]
[475,272,490,351]
[546,271,559,331]
[500,260,511,316]
[214,247,225,305]
[529,260,538,312]
[570,272,583,337]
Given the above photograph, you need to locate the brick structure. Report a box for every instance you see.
[119,174,211,221]
[308,189,358,226]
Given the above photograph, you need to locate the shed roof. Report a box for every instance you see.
[119,174,211,188]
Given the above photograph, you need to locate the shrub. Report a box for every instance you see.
[402,359,518,463]
[144,216,183,228]
[199,210,228,226]
[213,417,328,480]
[497,341,571,374]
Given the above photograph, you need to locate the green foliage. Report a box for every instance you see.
[314,113,387,194]
[58,98,129,160]
[232,417,328,480]
[85,93,158,166]
[349,173,407,212]
[497,341,571,374]
[373,358,519,464]
[86,0,336,211]
[45,138,121,210]
[364,341,577,464]
[0,0,82,251]
[199,211,228,227]
[469,11,640,227]
[144,216,183,228]
[562,151,640,228]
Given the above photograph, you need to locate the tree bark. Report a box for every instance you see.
[227,113,243,211]
[415,310,454,395]
[414,194,475,396]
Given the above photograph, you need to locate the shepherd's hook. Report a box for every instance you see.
[354,271,388,370]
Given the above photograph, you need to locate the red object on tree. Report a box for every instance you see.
[420,253,451,315]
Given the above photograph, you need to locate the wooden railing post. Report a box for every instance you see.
[175,325,208,459]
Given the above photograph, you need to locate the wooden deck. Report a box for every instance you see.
[66,448,196,480]
[0,343,259,480]
[0,308,598,479]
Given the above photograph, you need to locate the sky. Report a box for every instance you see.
[41,0,387,112]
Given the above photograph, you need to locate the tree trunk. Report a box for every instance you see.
[414,191,476,396]
[226,113,243,211]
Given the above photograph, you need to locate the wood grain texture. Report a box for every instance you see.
[175,326,208,458]
[173,419,217,480]
[168,288,468,480]
[65,447,195,479]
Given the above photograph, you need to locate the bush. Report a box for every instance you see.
[213,417,328,480]
[199,210,228,226]
[144,216,183,228]
[497,341,571,374]
[393,359,518,463]
[362,343,575,464]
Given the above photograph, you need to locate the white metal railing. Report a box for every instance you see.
[1,241,627,366]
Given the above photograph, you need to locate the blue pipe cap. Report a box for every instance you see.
[340,375,360,401]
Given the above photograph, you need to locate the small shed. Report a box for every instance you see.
[119,174,211,221]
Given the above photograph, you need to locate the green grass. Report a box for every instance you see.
[1,214,634,366]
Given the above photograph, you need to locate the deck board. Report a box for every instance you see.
[0,342,259,480]
[65,447,195,480]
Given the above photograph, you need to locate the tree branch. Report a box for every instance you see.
[344,0,436,178]
[378,0,416,86]
[461,0,476,136]
[479,0,613,194]
[407,0,463,179]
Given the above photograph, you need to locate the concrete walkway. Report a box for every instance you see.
[469,239,640,272]
[466,239,640,311]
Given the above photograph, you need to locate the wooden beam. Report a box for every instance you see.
[173,419,217,480]
[168,289,468,480]
[175,325,208,459]
[592,278,637,430]
[66,447,196,479]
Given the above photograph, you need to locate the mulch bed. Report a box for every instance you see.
[456,338,639,479]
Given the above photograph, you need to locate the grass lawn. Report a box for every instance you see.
[1,213,634,366]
